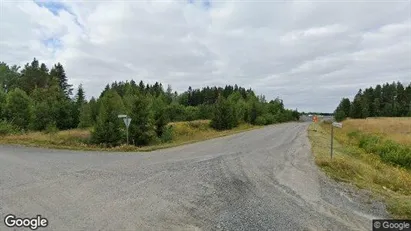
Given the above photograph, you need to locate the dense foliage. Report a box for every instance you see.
[0,58,299,146]
[334,82,411,121]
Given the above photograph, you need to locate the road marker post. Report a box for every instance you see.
[331,122,342,159]
[118,115,132,145]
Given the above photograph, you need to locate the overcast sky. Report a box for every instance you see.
[0,0,410,112]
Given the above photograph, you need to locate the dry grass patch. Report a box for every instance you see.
[339,117,411,147]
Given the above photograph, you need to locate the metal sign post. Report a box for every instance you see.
[118,115,132,145]
[331,122,343,159]
[123,117,131,145]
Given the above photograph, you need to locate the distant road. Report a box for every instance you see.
[0,122,386,230]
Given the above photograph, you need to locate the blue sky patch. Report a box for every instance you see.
[34,0,67,16]
[187,0,211,10]
[42,37,62,51]
[33,0,84,30]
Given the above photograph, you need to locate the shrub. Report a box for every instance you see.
[334,110,346,122]
[255,116,267,125]
[263,113,276,125]
[354,132,411,169]
[45,122,59,134]
[211,95,238,130]
[0,120,18,136]
[160,125,174,143]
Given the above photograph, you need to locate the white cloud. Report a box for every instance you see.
[0,0,410,112]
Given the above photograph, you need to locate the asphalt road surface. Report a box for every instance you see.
[0,122,387,231]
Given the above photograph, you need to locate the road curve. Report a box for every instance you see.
[0,122,386,231]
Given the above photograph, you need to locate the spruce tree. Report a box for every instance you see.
[129,94,156,146]
[91,90,125,146]
[78,103,94,128]
[350,90,364,118]
[0,88,6,118]
[152,96,169,137]
[73,84,86,127]
[211,95,238,130]
[50,63,73,98]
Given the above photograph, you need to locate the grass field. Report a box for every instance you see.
[0,120,260,152]
[308,117,411,218]
[340,117,411,147]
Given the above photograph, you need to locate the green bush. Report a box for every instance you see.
[0,120,18,136]
[354,132,411,169]
[255,116,267,125]
[334,110,346,122]
[45,122,59,134]
[211,95,238,130]
[263,113,276,125]
[160,125,174,143]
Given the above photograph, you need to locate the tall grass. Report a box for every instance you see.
[341,117,411,147]
[347,131,411,169]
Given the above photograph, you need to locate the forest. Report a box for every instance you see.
[0,58,299,147]
[334,82,411,121]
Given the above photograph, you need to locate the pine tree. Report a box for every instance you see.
[152,96,169,137]
[29,78,66,131]
[78,103,94,128]
[75,84,86,105]
[91,90,125,146]
[88,97,98,123]
[165,84,173,104]
[211,95,238,130]
[19,58,49,94]
[0,62,20,93]
[396,82,408,116]
[5,88,32,129]
[350,90,364,118]
[50,63,72,98]
[129,94,156,146]
[73,84,86,127]
[0,88,6,118]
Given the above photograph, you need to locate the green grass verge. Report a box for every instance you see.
[308,122,411,219]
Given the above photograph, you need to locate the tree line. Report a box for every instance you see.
[334,82,411,121]
[0,58,299,146]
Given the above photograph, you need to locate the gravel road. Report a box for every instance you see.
[0,122,387,230]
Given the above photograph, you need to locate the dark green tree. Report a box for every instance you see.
[78,103,94,128]
[5,88,32,129]
[0,88,6,118]
[0,62,20,92]
[19,58,49,94]
[129,94,156,146]
[91,90,125,146]
[152,96,169,137]
[50,63,73,98]
[73,84,86,127]
[88,97,98,123]
[350,90,364,118]
[211,95,238,130]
